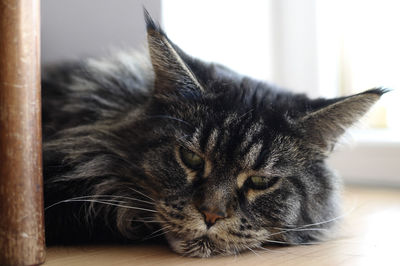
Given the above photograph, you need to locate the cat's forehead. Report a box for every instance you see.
[182,111,300,174]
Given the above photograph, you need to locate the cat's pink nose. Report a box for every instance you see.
[201,209,226,228]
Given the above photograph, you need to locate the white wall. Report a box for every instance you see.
[41,0,161,64]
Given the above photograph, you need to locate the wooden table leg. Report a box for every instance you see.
[0,0,45,265]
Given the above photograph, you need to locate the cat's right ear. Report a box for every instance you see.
[299,88,387,153]
[144,10,204,96]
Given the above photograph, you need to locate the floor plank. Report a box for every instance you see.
[44,186,400,266]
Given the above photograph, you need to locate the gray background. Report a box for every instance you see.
[41,0,161,64]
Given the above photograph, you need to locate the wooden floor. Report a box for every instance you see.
[44,186,400,266]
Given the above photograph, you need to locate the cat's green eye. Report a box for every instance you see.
[247,176,280,190]
[179,148,204,170]
[249,176,268,187]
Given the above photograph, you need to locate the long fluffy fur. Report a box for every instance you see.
[42,14,385,256]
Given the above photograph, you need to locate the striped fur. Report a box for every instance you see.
[42,13,385,257]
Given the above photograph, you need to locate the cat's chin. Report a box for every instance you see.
[165,232,218,257]
[165,232,243,258]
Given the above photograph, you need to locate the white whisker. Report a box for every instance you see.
[258,245,286,254]
[244,244,261,257]
[58,194,154,205]
[268,207,356,239]
[126,186,155,202]
[280,205,356,230]
[263,239,316,245]
[144,227,171,240]
[45,198,157,213]
[272,227,329,232]
[149,226,169,236]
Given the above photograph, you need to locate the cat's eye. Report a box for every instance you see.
[247,176,280,190]
[179,148,204,170]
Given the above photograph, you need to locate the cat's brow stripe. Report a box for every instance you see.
[223,114,238,128]
[241,122,263,151]
[239,130,267,165]
[199,124,213,152]
[205,128,220,153]
[252,148,270,170]
[243,141,264,169]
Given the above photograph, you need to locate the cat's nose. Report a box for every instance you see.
[199,207,227,228]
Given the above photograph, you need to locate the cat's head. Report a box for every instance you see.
[134,12,385,257]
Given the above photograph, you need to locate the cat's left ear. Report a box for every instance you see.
[144,10,204,96]
[299,88,387,152]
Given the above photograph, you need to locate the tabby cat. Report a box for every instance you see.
[42,12,385,257]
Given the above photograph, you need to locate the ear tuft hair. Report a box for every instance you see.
[362,87,391,96]
[143,8,165,36]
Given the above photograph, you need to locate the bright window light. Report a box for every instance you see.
[316,0,400,131]
[162,0,273,81]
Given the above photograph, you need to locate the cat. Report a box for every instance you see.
[42,11,386,257]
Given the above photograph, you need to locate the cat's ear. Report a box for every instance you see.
[299,88,387,152]
[144,10,204,96]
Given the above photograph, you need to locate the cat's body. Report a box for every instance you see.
[42,13,384,257]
